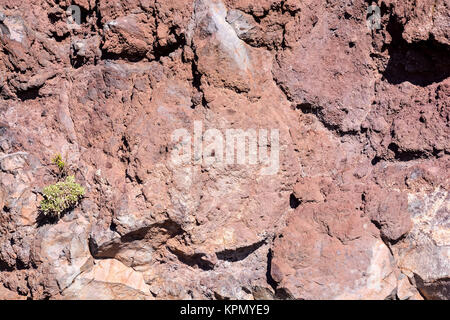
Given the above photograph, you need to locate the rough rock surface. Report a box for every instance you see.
[0,0,448,300]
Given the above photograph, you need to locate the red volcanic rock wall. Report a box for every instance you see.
[0,0,448,299]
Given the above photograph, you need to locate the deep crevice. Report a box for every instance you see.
[16,87,40,101]
[153,28,186,61]
[413,273,450,300]
[190,49,208,108]
[168,248,215,271]
[51,32,70,42]
[371,156,382,166]
[266,249,278,291]
[100,50,148,63]
[216,239,266,262]
[388,143,436,162]
[91,220,184,258]
[0,260,13,272]
[289,193,301,209]
[381,15,450,86]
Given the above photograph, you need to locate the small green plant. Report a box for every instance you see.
[52,153,66,175]
[40,175,85,218]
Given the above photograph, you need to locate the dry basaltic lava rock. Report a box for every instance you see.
[0,0,448,300]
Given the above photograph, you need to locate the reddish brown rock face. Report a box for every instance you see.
[0,0,448,300]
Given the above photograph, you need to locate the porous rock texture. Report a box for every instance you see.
[0,0,448,300]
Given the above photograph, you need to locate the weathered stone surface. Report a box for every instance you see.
[0,284,26,300]
[271,200,398,300]
[59,278,151,300]
[0,0,448,300]
[396,273,423,300]
[394,188,450,300]
[62,259,152,299]
[365,188,413,242]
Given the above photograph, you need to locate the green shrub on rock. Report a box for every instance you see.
[40,175,85,218]
[52,153,66,176]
